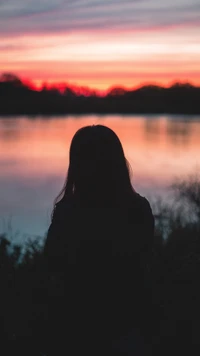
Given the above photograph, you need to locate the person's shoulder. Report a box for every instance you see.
[52,197,75,221]
[130,192,153,215]
[131,191,150,205]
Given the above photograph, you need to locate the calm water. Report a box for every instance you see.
[0,115,200,242]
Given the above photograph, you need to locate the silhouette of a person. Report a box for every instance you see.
[43,125,154,355]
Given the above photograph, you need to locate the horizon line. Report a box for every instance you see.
[1,72,199,96]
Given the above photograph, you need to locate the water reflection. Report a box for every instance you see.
[0,118,21,142]
[0,115,200,241]
[143,116,162,142]
[166,119,191,146]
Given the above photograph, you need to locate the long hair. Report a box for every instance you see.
[53,125,134,214]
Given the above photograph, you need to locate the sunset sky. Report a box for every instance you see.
[0,0,200,91]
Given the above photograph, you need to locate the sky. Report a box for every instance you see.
[0,0,200,91]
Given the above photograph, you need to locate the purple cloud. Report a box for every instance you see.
[0,0,199,36]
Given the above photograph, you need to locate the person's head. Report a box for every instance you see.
[55,125,134,206]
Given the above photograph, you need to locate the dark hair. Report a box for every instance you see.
[53,125,134,212]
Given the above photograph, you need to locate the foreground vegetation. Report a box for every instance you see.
[1,176,200,355]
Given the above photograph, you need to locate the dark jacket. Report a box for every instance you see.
[43,192,154,355]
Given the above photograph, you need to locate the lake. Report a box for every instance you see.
[0,115,200,242]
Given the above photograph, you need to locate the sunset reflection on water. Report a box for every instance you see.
[0,115,200,240]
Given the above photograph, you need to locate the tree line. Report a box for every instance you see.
[0,73,200,115]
